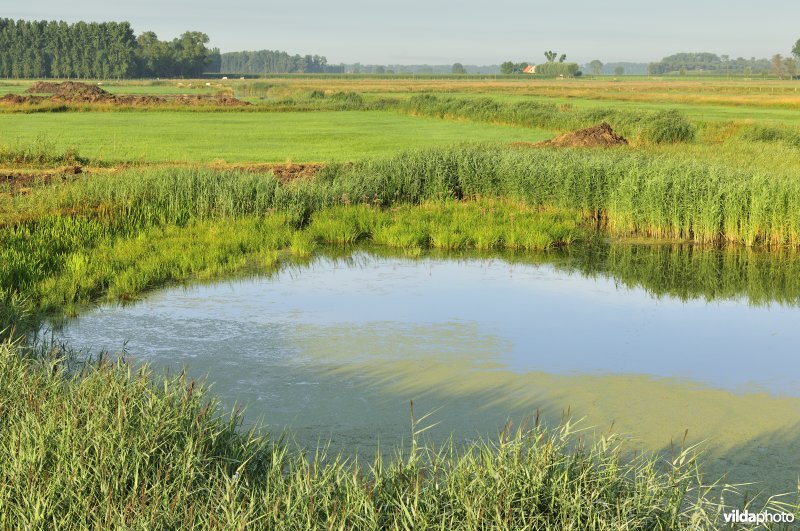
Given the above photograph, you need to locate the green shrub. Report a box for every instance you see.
[329,91,364,107]
[534,62,581,77]
[643,110,696,144]
[739,125,800,148]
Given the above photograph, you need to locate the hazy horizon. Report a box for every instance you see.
[6,1,799,65]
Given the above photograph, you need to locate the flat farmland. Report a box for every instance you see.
[0,110,551,163]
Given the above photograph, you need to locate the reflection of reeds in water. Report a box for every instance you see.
[555,243,800,306]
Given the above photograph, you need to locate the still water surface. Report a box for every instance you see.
[54,248,800,494]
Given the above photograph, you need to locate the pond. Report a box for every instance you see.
[52,244,800,496]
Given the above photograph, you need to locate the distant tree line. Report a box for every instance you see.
[584,61,648,76]
[770,39,800,79]
[219,50,329,74]
[500,61,529,74]
[499,52,580,77]
[135,31,217,78]
[342,64,500,75]
[0,18,216,78]
[535,62,580,77]
[647,53,771,75]
[0,19,137,78]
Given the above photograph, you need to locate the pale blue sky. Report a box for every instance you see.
[7,1,799,64]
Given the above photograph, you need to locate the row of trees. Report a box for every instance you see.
[646,41,800,78]
[136,31,216,78]
[219,50,329,74]
[588,61,626,76]
[0,18,215,78]
[500,61,529,74]
[500,51,579,77]
[770,39,800,79]
[0,19,137,78]
[647,52,772,75]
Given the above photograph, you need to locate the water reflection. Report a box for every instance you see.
[52,243,800,495]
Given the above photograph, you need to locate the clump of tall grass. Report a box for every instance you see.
[7,144,800,248]
[0,198,579,319]
[329,90,364,106]
[233,81,275,99]
[0,341,739,529]
[0,134,85,166]
[0,289,34,341]
[642,110,696,144]
[307,200,583,252]
[739,124,800,149]
[399,94,696,143]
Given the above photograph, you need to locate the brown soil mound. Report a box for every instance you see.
[268,163,321,180]
[208,162,323,181]
[539,123,628,147]
[212,96,251,107]
[0,94,46,104]
[174,95,251,107]
[1,165,82,193]
[27,81,109,98]
[6,81,251,107]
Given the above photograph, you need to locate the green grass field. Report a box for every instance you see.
[370,91,800,125]
[0,111,550,163]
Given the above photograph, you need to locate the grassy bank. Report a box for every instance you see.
[3,142,800,328]
[6,144,799,250]
[0,194,582,331]
[0,340,738,529]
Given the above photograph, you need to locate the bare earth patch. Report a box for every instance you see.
[2,81,250,107]
[513,123,629,148]
[207,161,325,181]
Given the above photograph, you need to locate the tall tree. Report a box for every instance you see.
[135,31,174,77]
[793,38,800,61]
[772,54,784,78]
[589,59,603,74]
[172,31,210,77]
[784,57,798,79]
[544,50,557,62]
[451,62,466,74]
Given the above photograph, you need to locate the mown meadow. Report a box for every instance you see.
[2,76,800,527]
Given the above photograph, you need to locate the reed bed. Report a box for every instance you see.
[4,145,799,244]
[0,340,743,529]
[400,95,696,143]
[0,199,581,325]
[3,142,800,325]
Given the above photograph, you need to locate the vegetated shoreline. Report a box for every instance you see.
[3,139,800,525]
[1,339,750,529]
[3,142,800,320]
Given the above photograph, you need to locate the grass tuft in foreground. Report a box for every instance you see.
[0,340,734,529]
